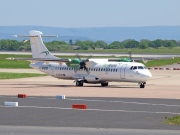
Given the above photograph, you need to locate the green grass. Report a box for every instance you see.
[164,116,180,125]
[0,72,47,79]
[144,57,180,67]
[0,54,31,68]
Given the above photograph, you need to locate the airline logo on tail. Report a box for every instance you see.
[40,51,50,56]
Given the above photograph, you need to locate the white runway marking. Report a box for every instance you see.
[0,96,180,108]
[0,105,180,115]
[65,98,180,108]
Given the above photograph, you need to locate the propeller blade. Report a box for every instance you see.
[74,67,79,73]
[84,53,92,62]
[141,57,148,63]
[74,52,91,74]
[129,50,132,60]
[84,66,90,74]
[76,52,82,61]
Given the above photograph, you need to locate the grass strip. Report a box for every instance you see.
[144,57,180,67]
[164,116,180,125]
[0,72,47,79]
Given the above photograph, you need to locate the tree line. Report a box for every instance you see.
[0,39,180,51]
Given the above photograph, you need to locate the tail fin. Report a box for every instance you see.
[29,30,58,58]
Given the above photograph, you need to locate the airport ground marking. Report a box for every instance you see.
[0,96,180,108]
[0,105,180,115]
[65,98,180,108]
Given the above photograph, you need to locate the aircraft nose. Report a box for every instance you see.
[144,71,152,80]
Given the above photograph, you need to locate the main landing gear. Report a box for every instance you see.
[75,81,109,87]
[139,82,146,88]
[101,82,108,87]
[76,80,84,86]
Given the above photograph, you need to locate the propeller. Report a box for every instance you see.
[75,52,92,74]
[128,50,134,62]
[128,50,147,63]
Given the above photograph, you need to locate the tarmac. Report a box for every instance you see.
[0,68,180,134]
[0,69,180,99]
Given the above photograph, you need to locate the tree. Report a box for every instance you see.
[152,39,164,48]
[163,40,177,48]
[139,39,149,49]
[83,40,95,50]
[109,41,123,49]
[69,39,73,45]
[94,40,108,49]
[123,39,139,48]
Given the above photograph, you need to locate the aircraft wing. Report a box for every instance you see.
[6,57,97,68]
[108,56,174,62]
[132,56,174,62]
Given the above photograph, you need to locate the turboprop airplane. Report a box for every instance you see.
[12,30,152,88]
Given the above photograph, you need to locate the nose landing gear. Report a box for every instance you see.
[139,82,146,88]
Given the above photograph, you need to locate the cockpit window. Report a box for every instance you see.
[144,66,147,69]
[133,66,137,70]
[130,66,133,70]
[138,66,144,69]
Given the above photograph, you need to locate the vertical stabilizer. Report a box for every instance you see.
[29,30,58,58]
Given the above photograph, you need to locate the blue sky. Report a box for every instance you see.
[0,0,180,27]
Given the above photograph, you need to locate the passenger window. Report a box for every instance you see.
[133,66,137,70]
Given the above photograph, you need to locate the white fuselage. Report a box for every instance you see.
[30,60,152,84]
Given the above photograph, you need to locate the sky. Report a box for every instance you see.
[0,0,180,28]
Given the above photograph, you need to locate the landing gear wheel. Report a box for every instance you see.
[140,84,145,88]
[101,82,108,87]
[76,81,84,86]
[139,82,145,88]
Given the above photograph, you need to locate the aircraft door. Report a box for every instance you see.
[50,65,54,76]
[120,64,127,79]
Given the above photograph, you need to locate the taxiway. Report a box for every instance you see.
[0,68,180,134]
